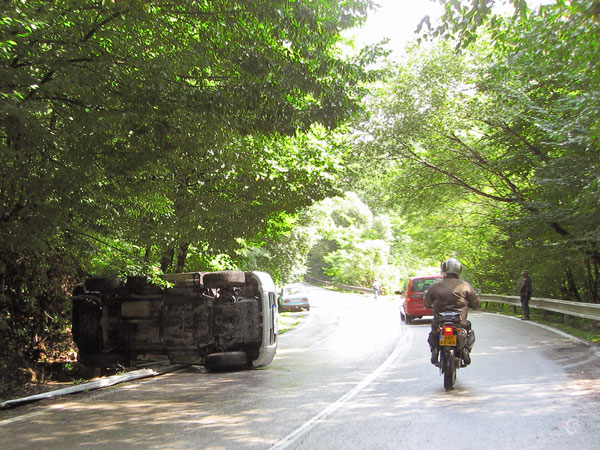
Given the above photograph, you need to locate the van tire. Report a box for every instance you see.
[204,351,248,371]
[203,271,246,289]
[84,277,124,293]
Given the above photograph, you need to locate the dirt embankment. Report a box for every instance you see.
[0,360,119,403]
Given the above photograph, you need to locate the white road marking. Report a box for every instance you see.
[269,326,412,450]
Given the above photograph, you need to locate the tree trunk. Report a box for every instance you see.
[160,247,175,273]
[175,243,189,273]
[144,245,152,263]
[584,250,600,304]
[565,267,582,302]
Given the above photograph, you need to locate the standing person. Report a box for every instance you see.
[424,258,479,366]
[372,279,382,301]
[520,270,532,320]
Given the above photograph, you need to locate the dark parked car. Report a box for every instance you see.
[399,275,442,324]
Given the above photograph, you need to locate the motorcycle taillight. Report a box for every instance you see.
[442,326,454,335]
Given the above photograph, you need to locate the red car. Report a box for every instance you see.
[399,275,442,324]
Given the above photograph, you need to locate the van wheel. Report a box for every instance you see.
[84,277,124,293]
[204,351,249,371]
[405,314,412,324]
[203,271,246,289]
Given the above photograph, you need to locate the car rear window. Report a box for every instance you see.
[411,278,439,293]
[284,287,304,296]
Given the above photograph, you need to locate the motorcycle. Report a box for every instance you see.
[436,311,469,390]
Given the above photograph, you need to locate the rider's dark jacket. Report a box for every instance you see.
[424,276,480,326]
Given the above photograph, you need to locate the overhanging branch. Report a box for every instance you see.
[405,147,518,203]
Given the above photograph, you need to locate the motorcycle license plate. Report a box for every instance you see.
[439,335,457,346]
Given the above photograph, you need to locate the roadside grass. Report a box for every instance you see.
[278,312,303,334]
[482,302,600,343]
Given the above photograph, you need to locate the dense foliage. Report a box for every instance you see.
[0,0,380,389]
[347,0,600,301]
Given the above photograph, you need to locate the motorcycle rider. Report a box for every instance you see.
[424,258,479,367]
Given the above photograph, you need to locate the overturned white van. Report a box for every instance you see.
[71,271,278,370]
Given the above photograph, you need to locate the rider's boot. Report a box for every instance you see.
[430,347,440,367]
[462,329,475,366]
[428,331,440,367]
[462,348,471,366]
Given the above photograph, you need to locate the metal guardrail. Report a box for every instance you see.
[479,294,600,321]
[305,278,600,321]
[304,277,374,294]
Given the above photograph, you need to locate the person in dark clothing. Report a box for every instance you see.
[520,270,532,320]
[424,258,479,367]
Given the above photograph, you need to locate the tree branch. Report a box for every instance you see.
[479,117,550,163]
[82,9,126,42]
[404,147,518,203]
[446,131,526,200]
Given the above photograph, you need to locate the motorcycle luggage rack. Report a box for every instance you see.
[437,311,461,322]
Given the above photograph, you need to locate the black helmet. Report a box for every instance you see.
[441,258,462,278]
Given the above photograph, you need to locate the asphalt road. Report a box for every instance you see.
[1,285,599,449]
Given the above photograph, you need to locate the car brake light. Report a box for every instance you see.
[301,298,308,302]
[283,300,290,303]
[443,326,454,335]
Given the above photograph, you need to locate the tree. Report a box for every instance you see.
[1,0,380,261]
[0,0,382,380]
[350,1,600,301]
[300,192,401,289]
[238,212,314,285]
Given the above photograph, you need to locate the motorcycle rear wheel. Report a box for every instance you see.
[442,350,456,390]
